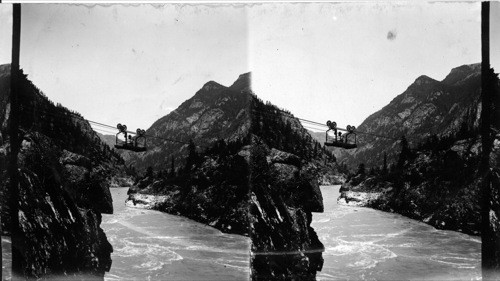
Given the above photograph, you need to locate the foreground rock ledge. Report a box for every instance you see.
[1,132,113,279]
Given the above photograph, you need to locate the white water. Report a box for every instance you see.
[1,186,483,280]
[312,185,481,280]
[101,187,251,281]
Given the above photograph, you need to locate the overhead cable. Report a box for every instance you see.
[252,107,402,142]
[20,104,196,146]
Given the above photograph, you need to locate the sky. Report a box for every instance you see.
[0,4,249,134]
[249,2,483,130]
[0,2,497,136]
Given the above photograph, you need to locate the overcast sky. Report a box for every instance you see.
[0,2,498,135]
[1,4,249,134]
[250,2,484,130]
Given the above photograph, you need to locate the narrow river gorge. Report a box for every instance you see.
[2,185,481,280]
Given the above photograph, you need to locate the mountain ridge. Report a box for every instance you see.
[338,63,481,169]
[337,64,499,239]
[126,72,252,172]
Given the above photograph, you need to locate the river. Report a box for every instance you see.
[101,187,251,281]
[1,185,483,280]
[312,185,481,280]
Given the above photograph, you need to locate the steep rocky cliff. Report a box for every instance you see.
[340,63,481,169]
[249,138,324,280]
[0,64,119,278]
[126,73,332,279]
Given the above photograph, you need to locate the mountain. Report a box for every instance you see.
[0,64,120,278]
[308,130,324,145]
[340,63,481,169]
[336,64,500,237]
[125,73,252,172]
[127,72,340,182]
[125,72,337,279]
[96,132,117,149]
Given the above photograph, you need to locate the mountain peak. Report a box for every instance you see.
[442,63,481,85]
[229,72,252,93]
[201,80,224,92]
[414,75,437,85]
[131,73,253,171]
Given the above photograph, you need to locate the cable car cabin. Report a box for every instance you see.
[115,141,147,152]
[324,121,357,149]
[324,137,357,149]
[114,124,147,152]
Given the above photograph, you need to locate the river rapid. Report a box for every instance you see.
[312,185,481,280]
[1,185,482,280]
[101,187,251,281]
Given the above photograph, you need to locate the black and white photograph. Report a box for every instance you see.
[1,1,500,280]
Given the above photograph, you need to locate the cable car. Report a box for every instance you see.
[324,120,357,149]
[114,123,147,152]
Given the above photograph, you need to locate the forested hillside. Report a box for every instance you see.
[340,63,481,170]
[339,68,500,236]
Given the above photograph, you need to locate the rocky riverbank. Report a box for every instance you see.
[1,132,113,278]
[126,141,250,235]
[338,181,480,236]
[338,138,487,236]
[126,138,325,280]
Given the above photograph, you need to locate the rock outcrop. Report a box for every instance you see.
[0,65,118,278]
[125,72,334,280]
[126,139,325,279]
[127,140,250,235]
[1,132,113,278]
[249,139,324,280]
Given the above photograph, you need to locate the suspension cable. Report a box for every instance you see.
[252,107,402,141]
[22,97,408,149]
[20,104,198,147]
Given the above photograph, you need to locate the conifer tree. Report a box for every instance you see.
[184,139,198,173]
[397,135,410,169]
[170,156,175,178]
[382,152,388,175]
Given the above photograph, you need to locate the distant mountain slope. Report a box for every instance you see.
[97,132,117,149]
[125,73,252,172]
[340,63,481,169]
[308,130,324,145]
[126,71,340,181]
